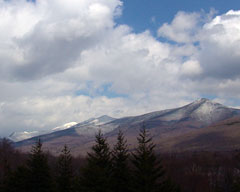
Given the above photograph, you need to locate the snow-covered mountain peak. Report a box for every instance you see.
[9,130,46,142]
[96,115,115,123]
[196,98,209,102]
[9,122,78,142]
[189,99,233,123]
[76,115,115,126]
[9,115,116,142]
[192,98,215,105]
[193,102,219,119]
[189,98,224,110]
[69,115,117,136]
[52,122,77,131]
[11,100,240,144]
[156,98,232,123]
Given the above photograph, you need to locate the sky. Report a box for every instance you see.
[1,0,240,136]
[119,0,240,34]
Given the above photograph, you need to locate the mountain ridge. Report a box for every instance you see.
[14,98,240,155]
[9,115,115,142]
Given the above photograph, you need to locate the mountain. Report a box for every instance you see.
[9,131,46,142]
[9,115,115,142]
[52,122,78,131]
[76,115,116,126]
[106,98,239,131]
[157,115,240,152]
[9,122,78,142]
[14,99,240,155]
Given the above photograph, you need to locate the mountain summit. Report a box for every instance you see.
[108,98,238,130]
[14,99,240,155]
[168,98,237,125]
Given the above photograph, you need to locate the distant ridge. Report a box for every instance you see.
[14,99,240,155]
[9,115,115,142]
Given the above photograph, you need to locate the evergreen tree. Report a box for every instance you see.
[131,126,165,192]
[111,130,131,192]
[0,159,12,192]
[27,139,52,192]
[0,138,14,192]
[6,166,29,192]
[80,131,112,192]
[161,178,181,192]
[56,144,73,192]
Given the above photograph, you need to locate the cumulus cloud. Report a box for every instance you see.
[0,95,127,133]
[158,11,201,43]
[0,0,122,80]
[157,9,240,99]
[158,9,240,81]
[1,0,240,136]
[181,60,202,76]
[199,10,240,79]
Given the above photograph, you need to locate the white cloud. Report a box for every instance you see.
[157,9,240,98]
[1,1,240,136]
[181,60,202,76]
[0,0,122,80]
[199,10,240,79]
[158,11,201,43]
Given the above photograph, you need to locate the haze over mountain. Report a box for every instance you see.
[15,98,240,155]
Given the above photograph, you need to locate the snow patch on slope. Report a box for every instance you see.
[144,98,233,124]
[9,122,78,142]
[9,131,45,142]
[9,115,115,141]
[77,115,116,126]
[74,115,117,136]
[52,122,78,131]
[194,102,216,120]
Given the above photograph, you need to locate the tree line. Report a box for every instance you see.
[1,127,240,192]
[0,128,179,192]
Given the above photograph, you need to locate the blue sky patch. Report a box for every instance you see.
[117,0,240,35]
[76,83,128,99]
